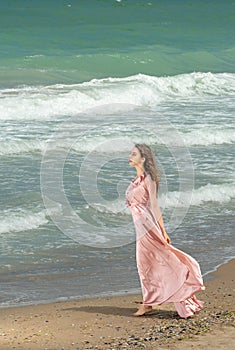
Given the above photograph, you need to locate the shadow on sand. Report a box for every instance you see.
[62,305,179,319]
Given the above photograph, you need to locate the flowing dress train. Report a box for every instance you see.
[126,172,205,318]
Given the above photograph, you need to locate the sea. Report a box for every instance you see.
[0,0,234,308]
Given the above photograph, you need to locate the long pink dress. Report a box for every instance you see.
[126,172,205,318]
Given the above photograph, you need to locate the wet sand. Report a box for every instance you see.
[0,259,234,350]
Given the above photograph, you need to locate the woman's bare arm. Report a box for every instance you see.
[146,175,171,244]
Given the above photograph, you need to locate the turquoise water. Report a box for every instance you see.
[1,0,235,86]
[0,0,235,307]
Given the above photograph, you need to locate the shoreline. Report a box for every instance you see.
[202,255,235,279]
[1,256,234,311]
[0,258,234,349]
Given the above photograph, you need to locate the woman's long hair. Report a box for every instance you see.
[135,143,160,191]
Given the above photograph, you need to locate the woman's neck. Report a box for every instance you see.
[136,167,145,177]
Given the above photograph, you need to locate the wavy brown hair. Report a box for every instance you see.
[135,143,160,191]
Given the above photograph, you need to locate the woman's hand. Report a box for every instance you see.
[156,214,171,244]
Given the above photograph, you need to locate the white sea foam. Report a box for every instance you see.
[0,206,62,235]
[0,140,45,155]
[0,209,49,235]
[160,182,235,208]
[180,128,235,146]
[0,72,235,120]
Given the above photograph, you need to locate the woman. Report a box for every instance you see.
[126,144,205,318]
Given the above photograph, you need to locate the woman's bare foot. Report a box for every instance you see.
[131,305,153,316]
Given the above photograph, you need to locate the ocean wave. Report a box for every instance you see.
[180,128,235,146]
[1,125,234,156]
[159,182,235,208]
[91,182,235,214]
[0,206,62,235]
[0,182,234,235]
[0,209,49,235]
[0,140,45,155]
[0,72,235,120]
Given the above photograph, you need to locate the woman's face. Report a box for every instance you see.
[129,147,144,167]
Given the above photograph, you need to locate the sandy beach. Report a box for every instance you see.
[0,258,234,350]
